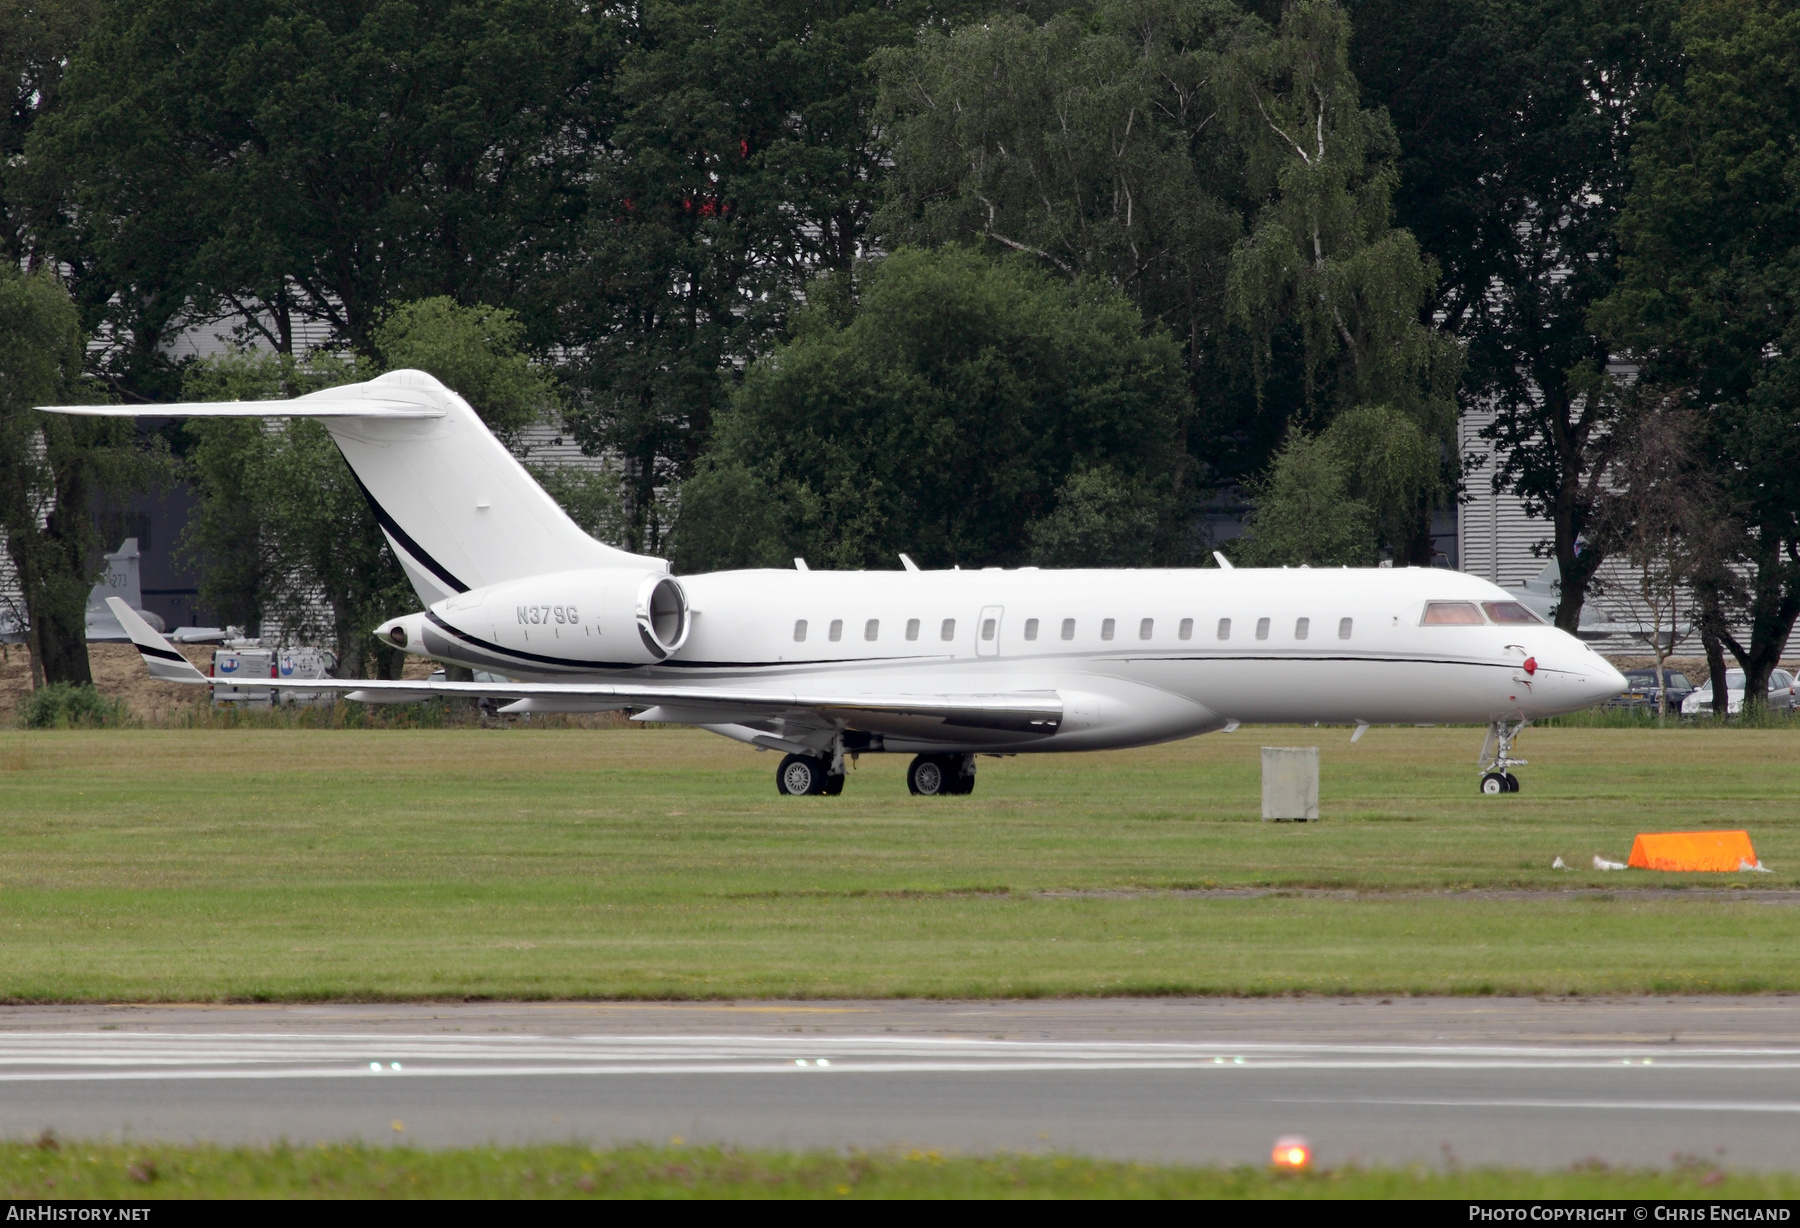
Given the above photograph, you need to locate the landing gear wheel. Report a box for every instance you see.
[1480,772,1511,796]
[823,772,845,796]
[908,754,951,796]
[950,758,976,795]
[777,753,827,796]
[1504,774,1520,793]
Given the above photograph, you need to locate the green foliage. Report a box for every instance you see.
[1232,430,1375,567]
[1025,467,1163,568]
[1595,0,1800,708]
[874,0,1258,473]
[19,0,610,396]
[0,1140,1791,1200]
[1349,0,1675,622]
[675,247,1193,572]
[1220,1,1461,561]
[0,0,103,265]
[1323,403,1444,559]
[16,682,130,729]
[561,0,966,553]
[525,460,630,548]
[0,266,168,686]
[370,298,557,444]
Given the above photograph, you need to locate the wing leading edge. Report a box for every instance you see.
[105,599,1062,738]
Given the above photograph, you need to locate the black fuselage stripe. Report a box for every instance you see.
[348,470,469,594]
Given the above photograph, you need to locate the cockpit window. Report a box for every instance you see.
[1482,601,1543,625]
[1421,601,1484,625]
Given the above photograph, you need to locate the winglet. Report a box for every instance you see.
[1213,551,1234,570]
[106,597,208,684]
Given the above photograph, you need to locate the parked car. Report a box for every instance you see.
[1681,669,1800,716]
[1608,667,1696,713]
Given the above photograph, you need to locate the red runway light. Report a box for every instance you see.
[1271,1136,1312,1170]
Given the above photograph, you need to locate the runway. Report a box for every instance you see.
[1,997,1797,1168]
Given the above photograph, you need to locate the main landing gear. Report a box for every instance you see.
[775,752,844,796]
[1477,718,1531,795]
[770,741,975,797]
[907,753,975,796]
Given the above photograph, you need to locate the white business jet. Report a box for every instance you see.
[48,370,1625,797]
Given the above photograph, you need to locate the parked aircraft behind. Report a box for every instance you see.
[50,370,1626,797]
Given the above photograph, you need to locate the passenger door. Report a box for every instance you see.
[975,605,1004,658]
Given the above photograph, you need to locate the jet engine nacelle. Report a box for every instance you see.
[425,567,690,666]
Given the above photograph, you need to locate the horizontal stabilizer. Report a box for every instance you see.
[106,598,208,683]
[38,399,440,419]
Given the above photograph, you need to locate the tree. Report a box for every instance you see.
[20,0,609,400]
[1589,395,1717,718]
[674,246,1193,572]
[1231,428,1375,566]
[560,0,962,553]
[370,298,558,447]
[0,267,167,686]
[1222,0,1462,560]
[1594,0,1800,713]
[1349,0,1676,629]
[874,0,1261,476]
[1025,467,1163,568]
[0,0,102,268]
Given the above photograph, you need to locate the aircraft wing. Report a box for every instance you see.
[107,599,1062,737]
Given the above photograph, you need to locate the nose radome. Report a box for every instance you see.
[1582,657,1629,705]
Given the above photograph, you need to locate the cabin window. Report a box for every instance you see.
[1024,618,1039,641]
[1139,618,1154,640]
[1295,617,1309,640]
[1179,618,1193,640]
[1338,617,1353,640]
[1101,618,1116,641]
[1061,618,1076,640]
[1482,601,1542,625]
[981,618,997,641]
[829,619,843,641]
[906,618,920,641]
[1217,618,1231,640]
[793,620,807,642]
[1421,601,1483,625]
[864,619,879,641]
[1255,617,1270,641]
[940,618,956,641]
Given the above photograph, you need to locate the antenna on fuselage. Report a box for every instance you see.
[1213,551,1234,570]
[898,553,920,572]
[794,558,810,572]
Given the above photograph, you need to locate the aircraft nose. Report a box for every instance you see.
[1584,658,1629,706]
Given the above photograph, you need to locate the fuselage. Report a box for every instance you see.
[408,565,1627,755]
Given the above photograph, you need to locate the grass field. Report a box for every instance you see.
[0,724,1797,999]
[3,1140,1793,1199]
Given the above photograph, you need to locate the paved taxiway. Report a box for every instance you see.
[1,997,1796,1168]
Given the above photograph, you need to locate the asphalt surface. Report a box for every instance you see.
[1,997,1797,1168]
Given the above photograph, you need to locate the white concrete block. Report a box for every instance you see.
[1261,746,1319,821]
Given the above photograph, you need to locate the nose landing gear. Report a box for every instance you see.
[1477,719,1530,795]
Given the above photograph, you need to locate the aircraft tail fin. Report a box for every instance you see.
[107,598,209,684]
[42,371,663,604]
